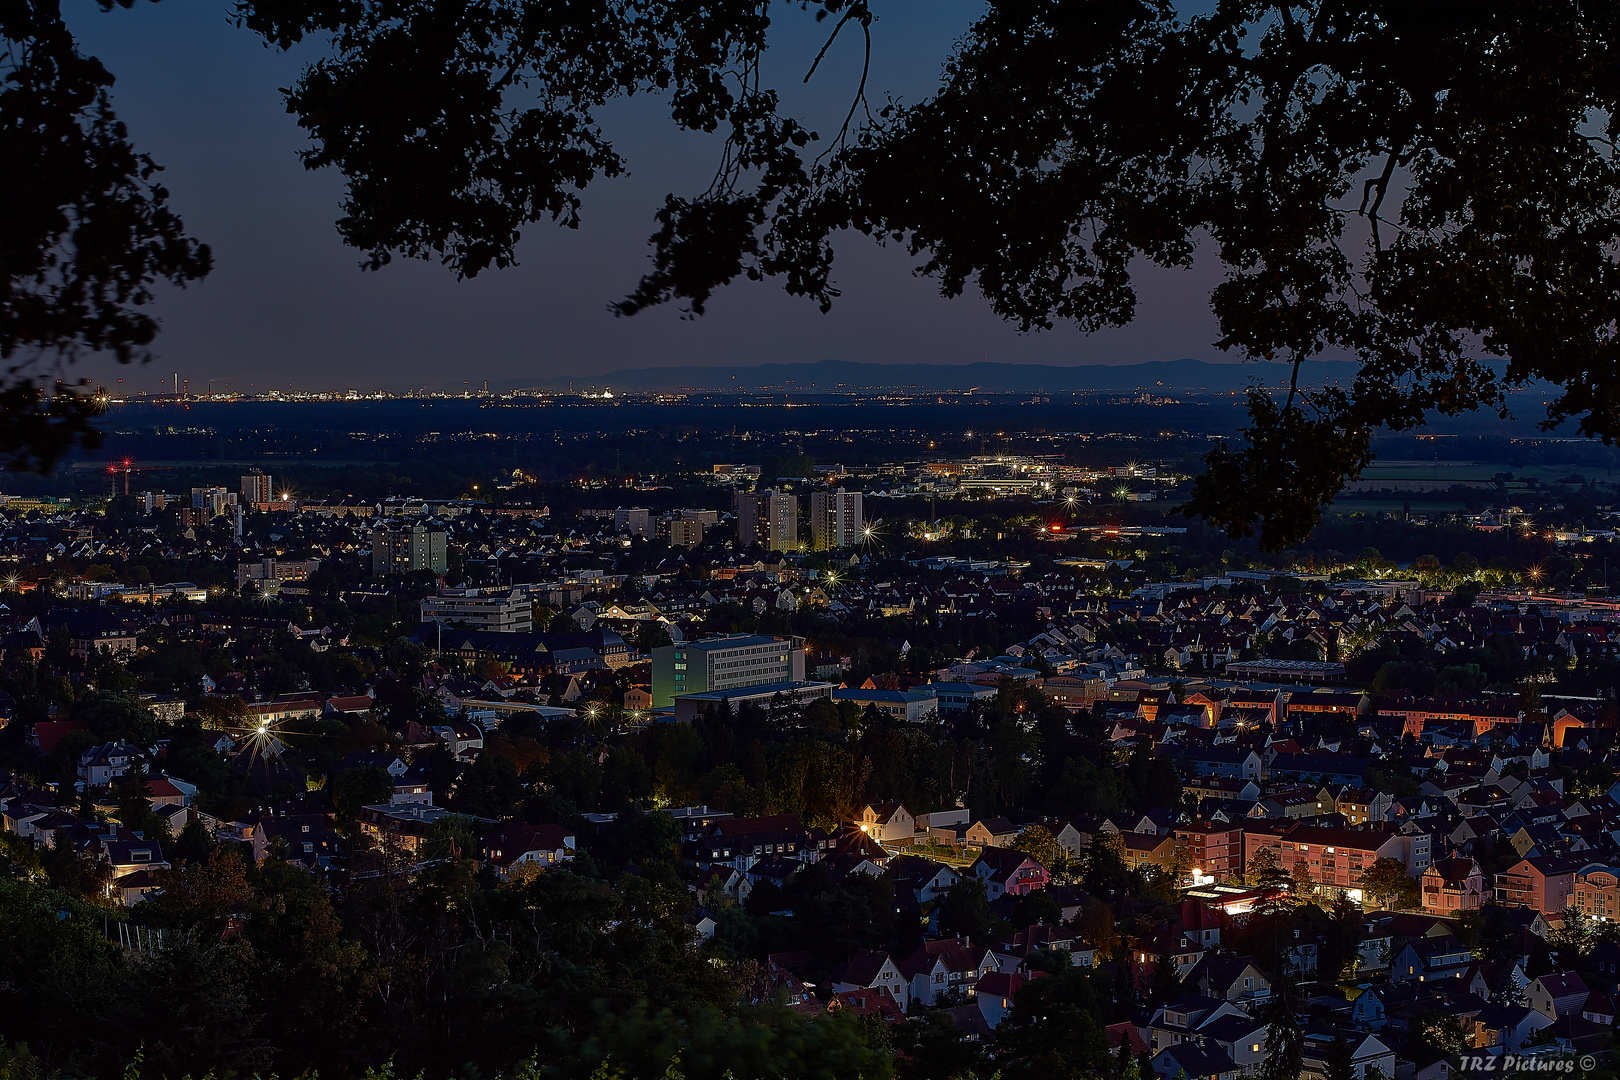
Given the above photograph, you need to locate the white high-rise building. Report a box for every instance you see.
[810,488,864,549]
[372,523,449,575]
[190,486,235,520]
[736,490,798,552]
[614,507,651,538]
[240,472,274,506]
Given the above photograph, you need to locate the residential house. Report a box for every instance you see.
[1528,972,1590,1019]
[110,869,161,906]
[858,802,916,844]
[1389,936,1473,985]
[1149,1042,1240,1080]
[898,938,999,1010]
[965,817,1020,848]
[970,847,1050,900]
[77,741,143,786]
[1184,777,1262,805]
[829,988,907,1024]
[143,775,193,808]
[994,924,1094,972]
[259,811,340,870]
[1267,752,1370,786]
[103,833,169,898]
[1201,1012,1271,1075]
[831,950,910,1011]
[1145,993,1251,1054]
[356,802,492,855]
[480,821,575,877]
[1051,819,1095,858]
[686,814,810,870]
[1120,831,1181,874]
[1184,955,1272,1005]
[1474,1004,1555,1050]
[1300,1033,1395,1080]
[1332,786,1394,826]
[886,854,960,904]
[1422,857,1487,915]
[1183,747,1263,783]
[972,971,1024,1029]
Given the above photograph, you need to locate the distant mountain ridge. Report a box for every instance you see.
[497,357,1362,394]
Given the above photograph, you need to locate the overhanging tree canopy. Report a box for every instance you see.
[6,0,1620,546]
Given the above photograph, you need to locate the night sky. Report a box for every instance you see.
[65,1,1229,392]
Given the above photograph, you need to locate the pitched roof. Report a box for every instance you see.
[1155,1040,1239,1079]
[1535,971,1590,999]
[863,801,908,823]
[972,846,1042,875]
[1426,857,1481,886]
[975,971,1024,999]
[1521,852,1596,876]
[479,821,573,867]
[897,939,988,979]
[831,989,906,1023]
[714,813,803,836]
[833,950,894,987]
[144,777,185,799]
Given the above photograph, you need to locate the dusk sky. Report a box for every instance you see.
[67,1,1231,393]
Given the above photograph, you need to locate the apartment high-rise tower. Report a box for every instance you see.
[810,488,864,549]
[240,471,274,506]
[372,523,449,575]
[736,490,798,552]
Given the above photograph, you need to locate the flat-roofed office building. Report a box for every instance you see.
[651,633,806,707]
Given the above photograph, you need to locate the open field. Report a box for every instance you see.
[1344,459,1617,493]
[1326,499,1472,516]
